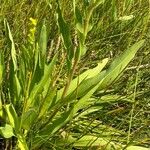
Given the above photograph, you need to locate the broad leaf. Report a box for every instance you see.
[0,124,14,138]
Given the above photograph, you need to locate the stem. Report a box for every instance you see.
[61,58,78,100]
[127,68,139,144]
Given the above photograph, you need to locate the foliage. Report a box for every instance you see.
[0,0,149,150]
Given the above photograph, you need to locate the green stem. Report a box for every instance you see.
[127,68,139,144]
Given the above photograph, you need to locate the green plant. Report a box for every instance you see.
[0,1,149,150]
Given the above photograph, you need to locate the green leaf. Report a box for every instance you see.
[57,58,108,101]
[21,108,38,130]
[4,19,17,72]
[75,7,83,25]
[32,108,73,149]
[97,40,145,91]
[72,135,115,148]
[0,124,14,138]
[38,21,47,69]
[73,78,102,113]
[126,146,149,150]
[38,87,56,118]
[26,53,57,110]
[119,15,134,21]
[39,21,47,57]
[17,134,29,150]
[77,106,103,118]
[14,74,21,99]
[71,40,144,101]
[5,104,20,133]
[0,51,4,85]
[57,1,73,61]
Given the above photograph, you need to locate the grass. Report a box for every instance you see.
[0,0,150,149]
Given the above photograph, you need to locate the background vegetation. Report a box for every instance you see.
[0,0,150,149]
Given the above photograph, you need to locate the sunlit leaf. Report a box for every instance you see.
[4,20,17,71]
[97,40,145,91]
[0,124,14,138]
[57,58,108,101]
[5,104,20,133]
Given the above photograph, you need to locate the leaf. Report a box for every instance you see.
[38,87,56,118]
[38,21,47,69]
[75,7,83,25]
[17,134,29,150]
[4,19,17,72]
[76,23,84,33]
[57,58,108,101]
[32,108,74,149]
[58,40,144,114]
[97,40,145,91]
[71,40,144,99]
[72,135,115,149]
[5,104,20,133]
[73,77,102,113]
[126,146,149,150]
[21,108,38,130]
[77,106,103,118]
[57,2,73,60]
[26,53,57,110]
[75,7,84,34]
[14,74,21,99]
[0,52,4,85]
[0,124,14,138]
[39,21,47,57]
[119,15,134,21]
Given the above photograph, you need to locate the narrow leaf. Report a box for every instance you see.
[57,2,73,60]
[4,20,17,71]
[26,53,57,110]
[57,58,108,101]
[97,40,145,91]
[5,104,20,132]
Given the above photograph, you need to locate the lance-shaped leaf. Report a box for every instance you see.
[4,20,17,72]
[97,40,145,91]
[56,58,108,101]
[38,21,47,69]
[5,104,20,133]
[32,108,74,149]
[26,53,57,110]
[0,52,4,85]
[57,2,73,60]
[58,40,145,102]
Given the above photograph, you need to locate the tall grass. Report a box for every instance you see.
[0,0,149,149]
